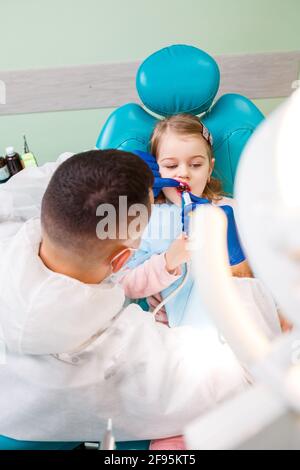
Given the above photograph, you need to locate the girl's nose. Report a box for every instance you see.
[177,164,190,178]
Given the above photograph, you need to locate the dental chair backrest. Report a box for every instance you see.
[96,44,264,195]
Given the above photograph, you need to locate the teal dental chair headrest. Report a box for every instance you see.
[96,44,264,195]
[136,44,220,116]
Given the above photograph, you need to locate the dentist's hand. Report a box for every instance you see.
[182,193,210,232]
[183,193,246,266]
[220,204,246,266]
[133,150,180,197]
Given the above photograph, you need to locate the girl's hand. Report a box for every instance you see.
[278,311,293,332]
[165,234,191,274]
[147,293,169,326]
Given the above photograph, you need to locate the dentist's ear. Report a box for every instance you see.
[110,248,133,273]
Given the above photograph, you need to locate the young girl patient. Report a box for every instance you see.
[118,114,284,448]
[119,114,281,334]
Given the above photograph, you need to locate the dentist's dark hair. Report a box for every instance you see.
[41,149,153,254]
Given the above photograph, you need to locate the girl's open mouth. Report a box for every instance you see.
[175,181,191,194]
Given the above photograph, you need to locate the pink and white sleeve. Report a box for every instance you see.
[119,253,181,299]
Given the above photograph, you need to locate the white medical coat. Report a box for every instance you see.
[0,155,247,441]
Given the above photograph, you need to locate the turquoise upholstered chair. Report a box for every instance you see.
[0,435,149,450]
[96,44,264,196]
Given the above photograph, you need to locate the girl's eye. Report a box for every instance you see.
[166,165,177,169]
[191,164,202,168]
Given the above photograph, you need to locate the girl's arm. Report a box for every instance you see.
[119,252,182,299]
[119,235,190,299]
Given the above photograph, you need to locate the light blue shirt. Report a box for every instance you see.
[127,203,216,331]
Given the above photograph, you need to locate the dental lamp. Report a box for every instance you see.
[185,87,300,449]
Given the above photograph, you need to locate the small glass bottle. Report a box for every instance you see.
[5,146,23,176]
[0,156,10,184]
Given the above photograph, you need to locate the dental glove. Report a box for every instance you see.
[182,192,246,266]
[181,192,210,233]
[219,204,246,266]
[133,150,180,197]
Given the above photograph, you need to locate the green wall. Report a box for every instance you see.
[0,0,299,164]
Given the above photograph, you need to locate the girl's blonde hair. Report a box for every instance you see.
[150,113,223,202]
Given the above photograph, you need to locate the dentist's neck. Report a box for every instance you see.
[39,237,110,284]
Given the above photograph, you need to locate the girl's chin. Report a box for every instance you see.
[162,188,182,206]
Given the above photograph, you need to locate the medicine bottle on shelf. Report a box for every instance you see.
[0,156,10,183]
[5,146,23,176]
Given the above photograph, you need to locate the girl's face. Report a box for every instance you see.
[156,131,215,206]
